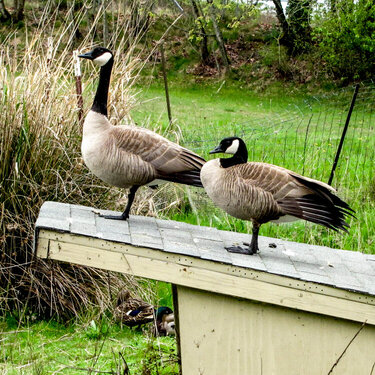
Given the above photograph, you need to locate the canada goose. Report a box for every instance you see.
[78,47,205,220]
[200,137,354,255]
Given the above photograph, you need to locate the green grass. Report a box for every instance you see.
[0,316,178,374]
[131,82,375,253]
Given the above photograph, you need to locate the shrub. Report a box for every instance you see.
[313,0,375,81]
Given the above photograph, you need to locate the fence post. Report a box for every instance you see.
[171,0,184,13]
[73,50,84,126]
[328,84,360,186]
[160,41,173,126]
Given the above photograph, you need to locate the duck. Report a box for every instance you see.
[154,306,175,336]
[78,47,205,220]
[114,290,155,327]
[114,290,176,334]
[200,137,354,255]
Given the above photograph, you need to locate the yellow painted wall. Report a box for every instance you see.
[177,286,375,375]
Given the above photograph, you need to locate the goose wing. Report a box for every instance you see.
[234,162,303,198]
[234,162,354,231]
[110,126,205,187]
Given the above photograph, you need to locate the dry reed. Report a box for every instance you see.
[0,0,167,319]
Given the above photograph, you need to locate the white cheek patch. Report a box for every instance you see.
[93,52,112,66]
[225,139,239,154]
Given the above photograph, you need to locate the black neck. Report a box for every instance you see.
[91,58,114,117]
[220,140,248,168]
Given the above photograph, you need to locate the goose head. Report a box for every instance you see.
[210,137,248,167]
[79,47,113,67]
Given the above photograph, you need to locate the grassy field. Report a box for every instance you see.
[0,317,178,374]
[1,3,374,373]
[130,82,375,254]
[0,281,176,375]
[2,73,374,373]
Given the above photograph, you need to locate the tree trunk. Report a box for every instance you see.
[207,0,230,72]
[273,0,312,54]
[272,0,292,49]
[0,0,11,22]
[191,0,210,64]
[13,0,25,22]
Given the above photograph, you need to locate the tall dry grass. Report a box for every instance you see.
[0,0,172,318]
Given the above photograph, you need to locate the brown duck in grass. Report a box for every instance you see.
[115,291,176,335]
[200,137,355,255]
[114,290,154,328]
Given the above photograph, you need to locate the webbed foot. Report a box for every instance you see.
[99,213,129,220]
[225,246,257,255]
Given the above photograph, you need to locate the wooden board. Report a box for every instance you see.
[177,286,375,375]
[35,230,375,325]
[35,201,375,298]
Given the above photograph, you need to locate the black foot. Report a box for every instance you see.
[242,242,259,254]
[269,243,277,248]
[99,213,129,220]
[225,246,257,255]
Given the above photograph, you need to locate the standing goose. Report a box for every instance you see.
[78,47,205,220]
[200,137,354,255]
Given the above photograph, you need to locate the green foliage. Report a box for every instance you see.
[187,0,258,60]
[85,318,110,340]
[286,0,313,53]
[0,318,178,374]
[259,44,289,70]
[132,83,375,254]
[313,0,375,80]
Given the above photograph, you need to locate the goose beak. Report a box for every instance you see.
[78,51,94,60]
[209,145,224,154]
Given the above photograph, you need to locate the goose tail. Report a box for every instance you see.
[158,170,204,188]
[278,175,355,232]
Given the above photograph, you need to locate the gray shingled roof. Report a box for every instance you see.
[35,201,375,296]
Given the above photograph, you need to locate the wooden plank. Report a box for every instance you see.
[36,230,375,306]
[35,202,375,297]
[172,284,182,375]
[177,286,375,375]
[35,237,49,258]
[38,236,375,325]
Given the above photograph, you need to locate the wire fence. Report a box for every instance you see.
[181,83,375,203]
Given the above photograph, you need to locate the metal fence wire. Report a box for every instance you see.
[182,83,375,203]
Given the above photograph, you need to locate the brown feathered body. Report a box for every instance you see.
[201,159,352,231]
[114,290,154,327]
[81,111,205,189]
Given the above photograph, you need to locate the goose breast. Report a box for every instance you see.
[201,160,287,222]
[81,113,156,188]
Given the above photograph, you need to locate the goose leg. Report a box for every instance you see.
[248,222,260,254]
[100,185,140,220]
[225,222,260,255]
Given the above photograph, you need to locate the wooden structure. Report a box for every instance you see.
[34,201,375,374]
